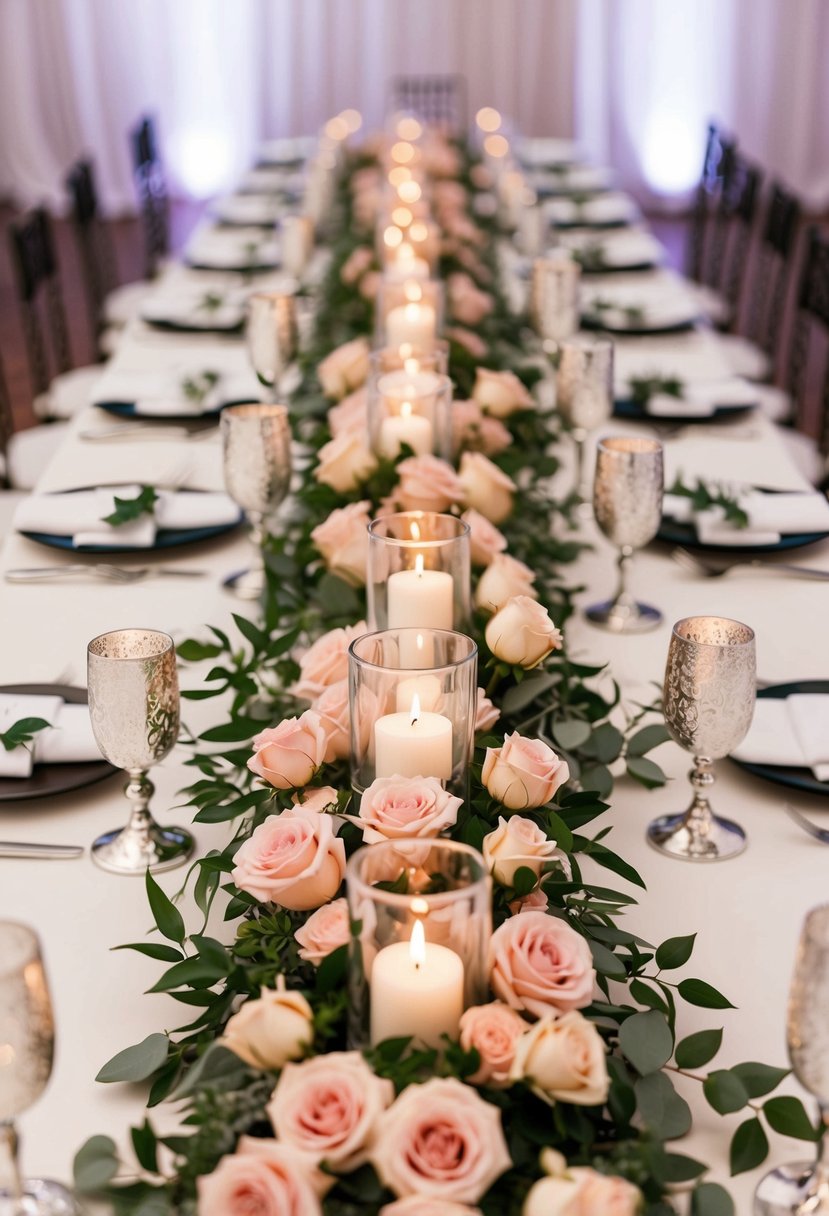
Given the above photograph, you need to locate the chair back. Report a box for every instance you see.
[747,181,801,356]
[788,227,829,450]
[130,115,169,277]
[66,159,117,352]
[7,207,72,397]
[687,122,730,282]
[709,146,761,309]
[0,351,12,488]
[391,74,466,132]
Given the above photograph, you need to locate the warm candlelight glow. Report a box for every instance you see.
[392,205,413,228]
[410,520,422,542]
[389,166,412,188]
[384,225,403,248]
[404,281,423,303]
[484,133,510,158]
[340,109,362,133]
[410,917,426,967]
[414,553,425,577]
[324,115,349,141]
[398,180,422,204]
[410,692,421,724]
[400,400,414,421]
[396,116,423,141]
[476,106,502,132]
[403,356,420,375]
[391,141,415,164]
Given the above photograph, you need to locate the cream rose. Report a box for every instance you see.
[197,1136,322,1216]
[523,1167,641,1216]
[478,415,511,456]
[482,732,570,810]
[371,1077,511,1204]
[328,387,369,438]
[462,509,508,567]
[340,246,374,285]
[310,500,370,586]
[318,337,371,399]
[483,815,565,886]
[452,403,510,459]
[489,911,595,1018]
[475,687,500,733]
[247,711,329,790]
[459,1001,526,1088]
[395,455,465,513]
[448,273,494,327]
[221,978,313,1070]
[458,452,516,524]
[267,1051,394,1171]
[485,596,563,668]
[294,897,350,965]
[312,680,351,762]
[354,775,462,844]
[447,326,488,360]
[511,1011,609,1105]
[292,785,339,815]
[231,805,346,910]
[291,621,366,702]
[473,368,534,419]
[381,1200,482,1216]
[314,433,377,494]
[474,554,537,613]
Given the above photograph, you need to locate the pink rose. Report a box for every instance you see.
[458,452,516,524]
[448,273,494,327]
[318,337,371,400]
[232,805,346,910]
[196,1136,322,1216]
[311,501,370,586]
[395,455,465,513]
[381,1201,482,1216]
[509,888,550,916]
[472,369,534,419]
[462,510,508,567]
[328,388,369,438]
[453,405,511,459]
[489,911,594,1018]
[314,433,377,494]
[447,327,488,360]
[482,815,567,886]
[482,732,570,810]
[475,687,500,733]
[523,1167,641,1216]
[459,1001,526,1087]
[485,596,563,668]
[267,1051,394,1171]
[359,270,381,301]
[291,621,366,702]
[291,785,339,815]
[478,415,511,456]
[454,245,493,285]
[312,680,351,762]
[474,554,537,613]
[221,979,313,1069]
[354,775,462,844]
[248,711,329,789]
[370,1077,511,1203]
[341,246,374,285]
[511,1011,609,1106]
[294,896,350,965]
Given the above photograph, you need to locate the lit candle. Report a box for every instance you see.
[388,554,454,631]
[386,299,437,350]
[377,369,442,426]
[386,242,430,282]
[374,692,453,780]
[370,916,465,1048]
[379,400,433,459]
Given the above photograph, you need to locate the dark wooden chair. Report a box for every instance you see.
[66,159,118,356]
[0,331,68,491]
[787,226,829,453]
[8,207,72,399]
[687,122,731,284]
[747,181,801,358]
[390,75,466,132]
[131,115,169,278]
[716,150,763,325]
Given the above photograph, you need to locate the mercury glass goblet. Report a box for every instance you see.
[756,904,829,1215]
[556,336,614,509]
[586,436,664,632]
[221,403,292,599]
[88,629,193,875]
[647,616,755,862]
[246,291,299,401]
[0,922,78,1215]
[529,252,581,357]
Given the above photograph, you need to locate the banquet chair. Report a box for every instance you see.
[391,75,466,132]
[687,122,730,286]
[131,115,169,279]
[7,207,104,421]
[66,159,153,353]
[0,347,66,494]
[788,227,829,456]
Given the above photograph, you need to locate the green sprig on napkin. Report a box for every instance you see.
[101,485,159,528]
[197,292,224,314]
[630,374,684,407]
[181,370,220,404]
[668,474,749,529]
[0,717,50,752]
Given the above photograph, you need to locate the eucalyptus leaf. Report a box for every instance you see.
[551,717,592,751]
[619,1009,674,1075]
[703,1069,749,1115]
[656,933,696,970]
[73,1134,119,1192]
[729,1115,769,1175]
[763,1095,821,1141]
[678,978,736,1009]
[96,1033,169,1084]
[675,1028,723,1069]
[690,1182,735,1216]
[731,1061,790,1098]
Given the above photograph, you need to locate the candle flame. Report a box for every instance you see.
[414,553,424,576]
[401,400,413,420]
[410,917,426,967]
[403,357,420,376]
[410,692,421,725]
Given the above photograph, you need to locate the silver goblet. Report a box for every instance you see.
[648,616,755,862]
[556,336,614,509]
[529,252,581,354]
[221,403,292,600]
[0,922,78,1215]
[586,436,664,632]
[246,291,299,401]
[756,905,829,1215]
[88,629,192,874]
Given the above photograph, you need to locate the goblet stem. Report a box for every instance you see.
[123,770,155,848]
[91,768,193,875]
[647,754,747,861]
[683,755,717,850]
[0,1121,24,1214]
[572,428,589,508]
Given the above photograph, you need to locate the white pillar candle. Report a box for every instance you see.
[377,369,442,423]
[386,245,430,281]
[385,301,437,351]
[379,401,433,459]
[374,695,453,780]
[397,623,436,669]
[370,919,464,1048]
[387,556,454,631]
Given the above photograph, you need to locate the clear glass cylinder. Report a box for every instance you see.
[345,839,492,1050]
[366,512,471,633]
[347,628,477,799]
[368,371,453,461]
[556,336,614,430]
[375,277,444,352]
[529,251,581,345]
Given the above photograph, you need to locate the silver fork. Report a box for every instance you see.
[79,423,217,443]
[5,566,206,584]
[785,804,829,844]
[671,547,829,581]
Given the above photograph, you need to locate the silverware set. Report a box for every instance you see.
[5,566,206,584]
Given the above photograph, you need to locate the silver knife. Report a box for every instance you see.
[0,842,84,859]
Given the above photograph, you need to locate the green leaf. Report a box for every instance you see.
[232,613,268,651]
[200,717,272,743]
[629,978,669,1015]
[189,935,231,975]
[113,942,183,963]
[678,978,736,1009]
[0,716,51,751]
[659,1152,708,1183]
[101,484,158,527]
[656,933,696,970]
[731,1061,790,1098]
[145,871,185,944]
[703,1069,749,1115]
[579,762,613,798]
[545,809,573,853]
[619,1010,674,1075]
[675,1028,723,1069]
[171,1044,246,1100]
[626,755,668,788]
[511,865,539,899]
[96,1033,169,1084]
[589,939,627,980]
[635,1071,692,1139]
[763,1095,821,1141]
[131,1120,159,1174]
[691,1182,735,1216]
[587,843,646,889]
[581,721,624,763]
[316,944,349,994]
[626,723,672,756]
[552,718,592,751]
[73,1135,119,1192]
[730,1116,769,1175]
[176,639,224,662]
[500,673,559,715]
[147,956,227,992]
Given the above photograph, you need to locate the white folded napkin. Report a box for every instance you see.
[0,693,63,778]
[186,227,280,270]
[559,229,664,270]
[141,289,245,331]
[732,696,829,781]
[691,491,829,546]
[662,494,696,523]
[645,378,759,418]
[546,192,638,227]
[693,510,780,547]
[14,486,157,547]
[154,491,240,530]
[91,369,261,417]
[34,703,104,765]
[213,194,281,226]
[529,166,614,195]
[517,137,581,166]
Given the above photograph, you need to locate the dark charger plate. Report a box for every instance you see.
[731,680,829,797]
[0,684,117,803]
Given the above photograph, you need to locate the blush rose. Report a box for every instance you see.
[231,805,346,910]
[482,733,569,810]
[489,911,595,1018]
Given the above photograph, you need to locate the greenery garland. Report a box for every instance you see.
[72,136,817,1216]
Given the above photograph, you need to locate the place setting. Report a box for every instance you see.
[660,478,829,553]
[183,223,281,272]
[543,189,640,228]
[558,226,666,273]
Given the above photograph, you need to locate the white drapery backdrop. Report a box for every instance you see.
[0,0,827,213]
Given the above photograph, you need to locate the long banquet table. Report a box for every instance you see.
[2,166,829,1215]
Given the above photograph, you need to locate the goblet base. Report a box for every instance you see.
[92,822,194,874]
[223,566,266,600]
[0,1178,80,1215]
[646,811,747,861]
[754,1159,829,1214]
[585,598,662,634]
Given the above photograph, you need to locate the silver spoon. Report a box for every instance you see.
[785,804,829,844]
[671,547,829,581]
